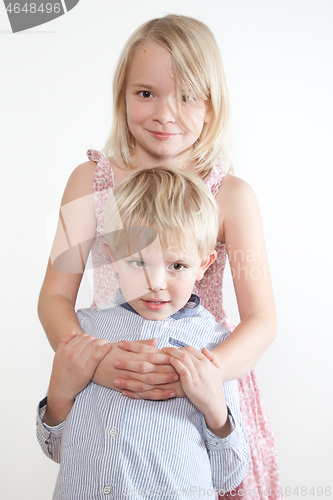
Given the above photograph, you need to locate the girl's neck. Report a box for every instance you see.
[129,149,198,174]
[111,154,199,188]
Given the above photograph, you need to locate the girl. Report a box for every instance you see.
[38,15,280,500]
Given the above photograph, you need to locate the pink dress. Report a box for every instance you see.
[88,149,282,500]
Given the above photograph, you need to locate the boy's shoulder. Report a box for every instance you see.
[77,302,135,320]
[169,304,231,350]
[76,302,141,328]
[191,304,226,329]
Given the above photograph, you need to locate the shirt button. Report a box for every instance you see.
[103,485,112,495]
[109,428,118,437]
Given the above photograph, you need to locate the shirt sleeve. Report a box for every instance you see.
[202,379,249,493]
[36,396,64,464]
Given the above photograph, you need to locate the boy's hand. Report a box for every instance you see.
[43,331,112,426]
[162,346,233,438]
[93,339,182,399]
[114,339,181,398]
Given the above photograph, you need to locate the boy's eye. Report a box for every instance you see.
[129,260,146,268]
[139,91,153,98]
[169,263,185,271]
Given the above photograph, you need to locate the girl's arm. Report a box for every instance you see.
[212,173,277,381]
[39,161,178,393]
[111,174,276,395]
[38,161,96,350]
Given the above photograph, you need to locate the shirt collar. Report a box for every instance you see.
[114,289,201,320]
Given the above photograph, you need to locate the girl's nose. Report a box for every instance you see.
[152,99,176,125]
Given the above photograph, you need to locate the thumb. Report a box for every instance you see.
[129,338,157,347]
[201,347,220,368]
[57,330,77,352]
[134,338,158,347]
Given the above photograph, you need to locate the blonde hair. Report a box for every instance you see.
[104,166,219,260]
[103,14,232,178]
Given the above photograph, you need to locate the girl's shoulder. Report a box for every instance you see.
[61,160,96,205]
[216,173,260,240]
[217,172,257,204]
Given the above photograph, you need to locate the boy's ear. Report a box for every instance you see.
[102,241,118,273]
[195,251,216,281]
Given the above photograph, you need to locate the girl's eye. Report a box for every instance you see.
[129,260,146,269]
[139,91,153,99]
[181,94,195,103]
[169,263,185,272]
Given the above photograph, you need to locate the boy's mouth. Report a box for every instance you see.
[141,299,170,311]
[145,300,167,303]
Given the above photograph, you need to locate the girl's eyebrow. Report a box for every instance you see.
[130,83,155,90]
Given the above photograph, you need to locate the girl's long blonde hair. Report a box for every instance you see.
[103,14,232,179]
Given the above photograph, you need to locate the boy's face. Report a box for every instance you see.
[104,236,215,320]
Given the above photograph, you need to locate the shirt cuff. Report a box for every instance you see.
[36,396,65,440]
[202,407,240,451]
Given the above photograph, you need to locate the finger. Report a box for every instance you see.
[113,370,179,389]
[169,356,192,381]
[123,389,176,400]
[134,338,158,347]
[83,342,112,377]
[114,378,156,392]
[113,354,174,373]
[181,345,204,359]
[82,337,111,358]
[114,373,178,391]
[112,365,176,382]
[57,331,77,352]
[118,340,159,354]
[88,342,112,366]
[201,347,220,368]
[63,335,107,366]
[121,390,142,399]
[64,332,93,351]
[162,347,196,371]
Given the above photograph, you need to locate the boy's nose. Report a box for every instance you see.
[145,268,167,292]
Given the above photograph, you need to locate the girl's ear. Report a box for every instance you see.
[203,100,212,124]
[195,251,216,281]
[102,241,118,273]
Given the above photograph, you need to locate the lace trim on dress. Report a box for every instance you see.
[204,158,227,196]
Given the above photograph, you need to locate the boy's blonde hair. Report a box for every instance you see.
[103,14,232,179]
[104,166,219,261]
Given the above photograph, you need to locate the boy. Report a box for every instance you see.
[37,167,249,499]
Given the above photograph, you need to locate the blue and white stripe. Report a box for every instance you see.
[37,297,249,499]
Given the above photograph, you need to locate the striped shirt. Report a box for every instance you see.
[36,293,249,499]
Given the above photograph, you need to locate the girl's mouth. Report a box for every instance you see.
[148,131,178,140]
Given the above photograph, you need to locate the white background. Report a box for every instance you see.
[1,1,332,499]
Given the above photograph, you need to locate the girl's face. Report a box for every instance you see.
[125,42,209,169]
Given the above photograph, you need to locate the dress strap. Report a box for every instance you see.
[87,149,115,192]
[204,158,227,196]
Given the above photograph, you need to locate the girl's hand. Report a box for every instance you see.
[44,331,112,426]
[93,339,183,399]
[162,346,232,438]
